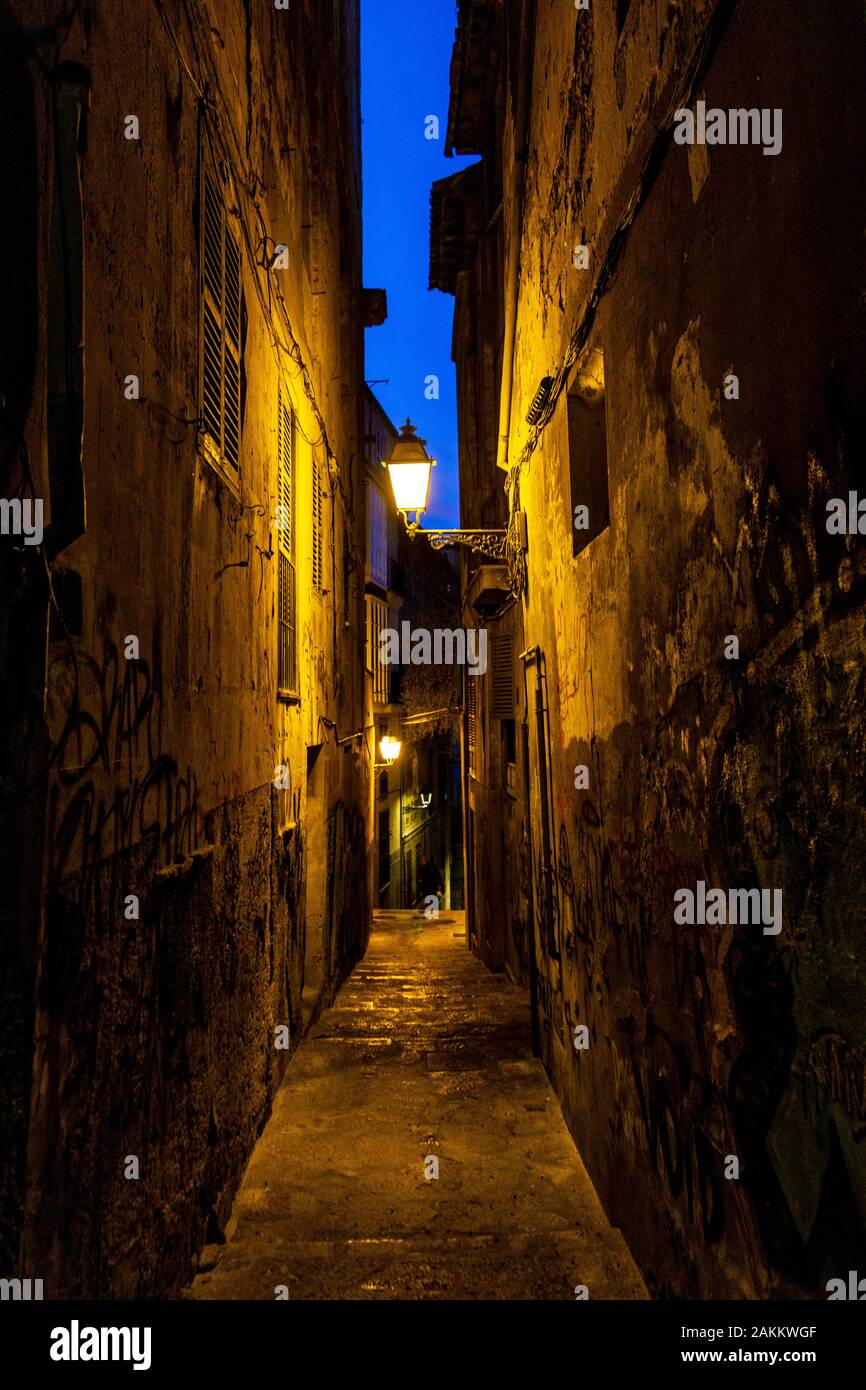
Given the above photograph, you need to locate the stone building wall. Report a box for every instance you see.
[0,0,368,1296]
[441,0,866,1298]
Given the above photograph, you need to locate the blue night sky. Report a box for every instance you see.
[361,0,478,529]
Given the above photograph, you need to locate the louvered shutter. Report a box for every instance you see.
[312,453,323,590]
[223,228,241,470]
[202,166,223,451]
[277,393,296,692]
[490,633,514,719]
[277,395,293,558]
[466,666,477,772]
[201,161,241,473]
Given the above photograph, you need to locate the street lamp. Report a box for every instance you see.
[377,735,402,767]
[384,419,436,524]
[384,420,509,563]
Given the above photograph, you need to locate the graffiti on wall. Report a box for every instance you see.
[537,577,866,1291]
[46,637,200,913]
[717,606,866,1267]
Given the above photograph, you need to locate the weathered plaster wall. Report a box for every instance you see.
[4,0,367,1296]
[506,0,866,1296]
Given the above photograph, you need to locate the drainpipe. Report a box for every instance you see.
[495,0,537,476]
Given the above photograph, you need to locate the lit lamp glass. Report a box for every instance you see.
[384,419,436,522]
[388,461,433,515]
[379,735,401,765]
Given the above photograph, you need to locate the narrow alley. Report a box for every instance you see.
[3,0,866,1366]
[190,911,645,1301]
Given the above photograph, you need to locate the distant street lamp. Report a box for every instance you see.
[384,420,509,562]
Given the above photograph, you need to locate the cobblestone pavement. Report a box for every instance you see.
[189,911,647,1300]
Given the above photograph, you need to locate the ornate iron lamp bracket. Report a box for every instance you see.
[419,527,508,562]
[401,515,523,598]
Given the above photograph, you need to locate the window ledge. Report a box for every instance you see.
[198,435,241,500]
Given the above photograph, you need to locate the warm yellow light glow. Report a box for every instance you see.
[384,419,436,518]
[379,735,402,764]
[386,460,433,515]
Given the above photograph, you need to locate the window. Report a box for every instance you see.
[367,485,389,589]
[366,594,389,705]
[568,348,609,557]
[277,391,297,695]
[490,633,515,719]
[312,452,324,590]
[200,158,242,474]
[491,632,516,792]
[466,663,478,776]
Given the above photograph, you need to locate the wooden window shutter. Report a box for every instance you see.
[201,166,223,453]
[222,227,241,470]
[277,393,294,559]
[466,666,477,772]
[312,452,324,590]
[490,633,514,719]
[201,161,242,472]
[277,391,297,693]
